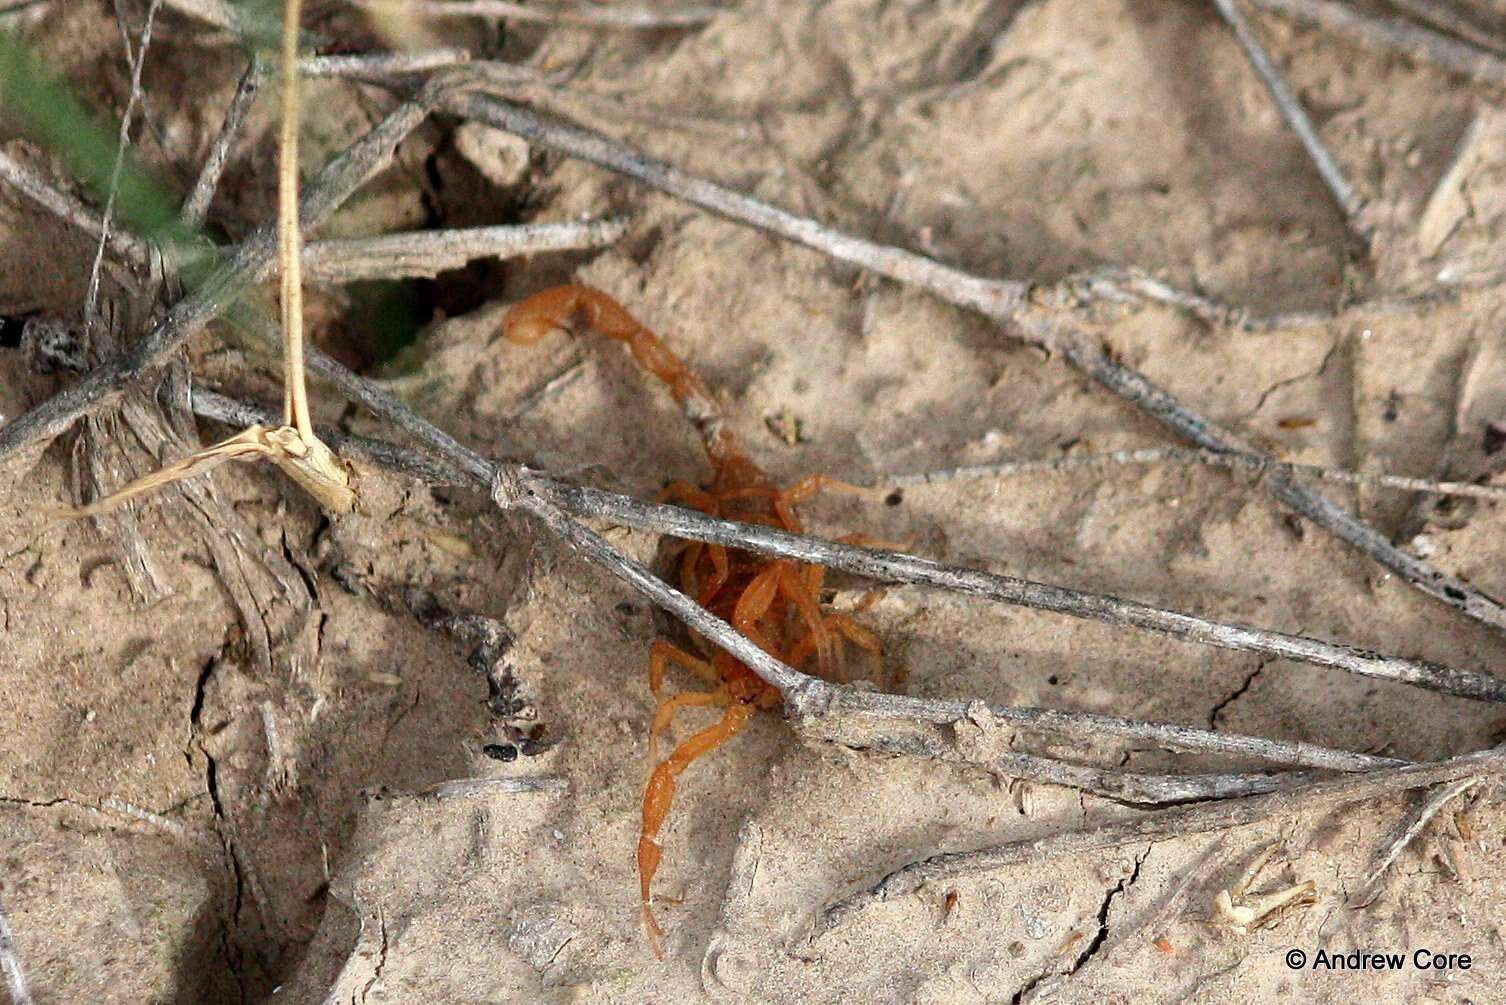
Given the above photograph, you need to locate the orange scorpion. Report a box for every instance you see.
[503,285,882,958]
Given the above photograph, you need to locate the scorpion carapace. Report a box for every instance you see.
[503,284,881,958]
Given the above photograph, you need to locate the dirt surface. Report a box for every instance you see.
[4,1,1506,1002]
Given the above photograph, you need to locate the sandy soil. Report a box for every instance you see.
[3,1,1506,1002]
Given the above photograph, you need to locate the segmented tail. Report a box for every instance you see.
[504,285,763,488]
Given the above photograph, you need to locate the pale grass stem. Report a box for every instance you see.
[62,0,356,520]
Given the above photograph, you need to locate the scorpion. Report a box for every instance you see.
[503,284,883,958]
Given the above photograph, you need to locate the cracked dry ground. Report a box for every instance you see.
[5,0,1506,1002]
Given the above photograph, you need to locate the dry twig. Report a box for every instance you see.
[540,482,1506,701]
[97,796,195,838]
[300,47,472,79]
[185,376,1506,704]
[1061,265,1472,332]
[189,389,1405,784]
[300,219,629,282]
[888,444,1506,502]
[0,76,465,470]
[1386,0,1506,57]
[5,150,605,289]
[318,903,386,1005]
[0,147,149,267]
[1352,774,1482,906]
[439,90,1506,637]
[1249,0,1506,89]
[818,745,1506,934]
[418,776,569,799]
[83,0,162,344]
[866,736,1314,803]
[180,55,262,229]
[1210,0,1368,233]
[350,0,721,29]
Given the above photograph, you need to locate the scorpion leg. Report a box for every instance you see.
[659,480,720,513]
[799,535,897,600]
[678,542,704,600]
[648,640,719,701]
[659,481,730,604]
[825,603,895,688]
[647,686,724,766]
[639,699,755,959]
[731,564,782,655]
[825,613,882,655]
[774,474,876,533]
[776,562,835,679]
[785,631,823,676]
[686,541,729,608]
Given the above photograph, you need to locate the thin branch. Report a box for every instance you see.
[188,354,1506,706]
[108,0,175,171]
[181,55,262,229]
[783,686,1398,773]
[98,796,194,838]
[349,0,722,29]
[1352,775,1481,906]
[305,335,501,478]
[1248,0,1506,89]
[300,48,472,80]
[191,389,468,485]
[807,705,1319,802]
[3,151,605,290]
[300,219,629,282]
[497,489,1379,809]
[1055,265,1486,332]
[1062,266,1346,331]
[185,390,1416,780]
[83,0,163,342]
[0,76,466,469]
[817,745,1506,934]
[318,902,385,1005]
[1385,0,1506,57]
[0,147,148,266]
[0,891,33,1005]
[1058,344,1506,635]
[987,753,1311,803]
[440,90,1506,637]
[887,444,1506,502]
[417,776,569,799]
[440,91,1030,324]
[1210,0,1368,232]
[538,482,1506,702]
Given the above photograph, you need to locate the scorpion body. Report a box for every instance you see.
[504,285,879,957]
